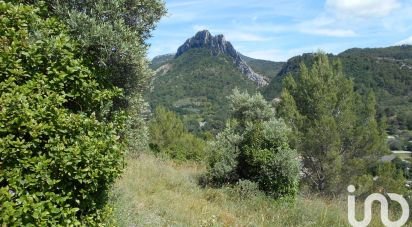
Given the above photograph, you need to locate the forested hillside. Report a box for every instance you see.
[148,48,257,133]
[263,47,412,150]
[240,54,285,80]
[147,31,283,134]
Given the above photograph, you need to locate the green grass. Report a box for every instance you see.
[110,153,369,226]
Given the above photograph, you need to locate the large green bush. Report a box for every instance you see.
[238,120,299,198]
[0,2,124,225]
[207,90,299,198]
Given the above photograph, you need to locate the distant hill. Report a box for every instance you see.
[240,54,284,80]
[148,31,411,140]
[262,53,320,99]
[263,46,412,140]
[147,31,283,133]
[150,54,174,70]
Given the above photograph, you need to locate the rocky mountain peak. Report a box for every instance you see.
[175,30,268,86]
[176,30,236,58]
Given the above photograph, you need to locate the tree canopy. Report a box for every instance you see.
[278,53,389,194]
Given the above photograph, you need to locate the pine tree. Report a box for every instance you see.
[278,53,388,194]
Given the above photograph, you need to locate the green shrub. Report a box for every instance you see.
[389,139,404,150]
[0,3,124,225]
[171,133,207,161]
[207,90,299,198]
[238,120,299,198]
[206,123,242,185]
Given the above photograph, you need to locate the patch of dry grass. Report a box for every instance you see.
[110,153,358,226]
[111,153,412,226]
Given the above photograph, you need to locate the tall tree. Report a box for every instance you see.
[17,0,167,152]
[278,53,388,194]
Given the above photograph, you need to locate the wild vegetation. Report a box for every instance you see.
[0,2,123,224]
[205,90,299,198]
[0,0,165,225]
[141,52,410,226]
[2,0,412,226]
[111,153,350,227]
[264,47,412,152]
[111,153,412,226]
[278,54,391,194]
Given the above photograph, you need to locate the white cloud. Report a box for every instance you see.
[381,5,412,32]
[301,28,356,37]
[244,49,289,62]
[395,36,412,45]
[192,25,208,31]
[326,0,401,17]
[224,32,269,42]
[191,26,269,42]
[167,0,203,8]
[298,17,357,37]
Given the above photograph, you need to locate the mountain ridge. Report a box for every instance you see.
[262,46,412,148]
[175,30,268,86]
[149,32,412,141]
[147,47,259,133]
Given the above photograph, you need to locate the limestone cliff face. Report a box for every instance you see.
[175,30,268,86]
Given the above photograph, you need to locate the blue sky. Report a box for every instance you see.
[148,0,412,61]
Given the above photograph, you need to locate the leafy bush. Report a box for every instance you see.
[23,0,166,103]
[0,3,124,225]
[206,123,242,185]
[125,94,151,155]
[207,90,299,198]
[19,0,166,156]
[238,120,299,198]
[389,139,404,151]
